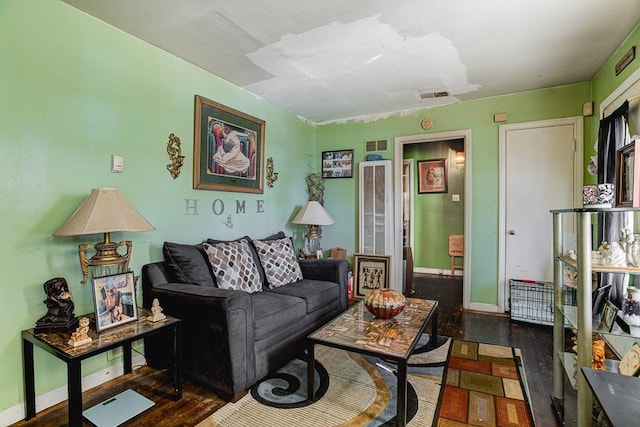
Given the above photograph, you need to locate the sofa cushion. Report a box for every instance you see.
[163,242,215,287]
[203,239,262,293]
[208,231,285,287]
[251,291,306,340]
[265,279,340,314]
[252,237,303,288]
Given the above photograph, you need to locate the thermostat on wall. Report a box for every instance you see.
[111,155,125,173]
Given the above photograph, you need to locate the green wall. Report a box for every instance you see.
[0,0,315,412]
[403,141,465,270]
[316,83,592,307]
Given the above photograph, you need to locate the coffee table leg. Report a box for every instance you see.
[397,359,407,427]
[431,304,438,344]
[307,342,315,401]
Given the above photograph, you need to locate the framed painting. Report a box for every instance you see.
[91,271,138,332]
[354,253,391,298]
[193,95,265,193]
[599,300,618,333]
[616,139,640,207]
[322,149,354,178]
[417,158,448,193]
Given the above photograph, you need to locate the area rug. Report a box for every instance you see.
[197,334,448,427]
[434,340,535,427]
[197,337,533,427]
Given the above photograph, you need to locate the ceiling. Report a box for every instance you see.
[64,0,640,123]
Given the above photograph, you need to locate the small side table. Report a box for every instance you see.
[22,308,181,427]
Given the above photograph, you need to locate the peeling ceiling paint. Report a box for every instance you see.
[63,0,640,123]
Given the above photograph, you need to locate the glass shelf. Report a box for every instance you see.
[559,305,638,359]
[560,351,620,391]
[557,256,640,275]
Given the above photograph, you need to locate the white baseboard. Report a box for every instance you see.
[414,267,463,276]
[469,302,499,313]
[0,355,146,426]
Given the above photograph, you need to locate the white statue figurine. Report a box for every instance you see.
[68,317,92,347]
[598,241,627,267]
[147,298,166,322]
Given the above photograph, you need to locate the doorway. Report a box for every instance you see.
[394,130,472,309]
[498,117,583,312]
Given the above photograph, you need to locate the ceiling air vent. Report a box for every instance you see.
[420,91,450,99]
[364,138,389,152]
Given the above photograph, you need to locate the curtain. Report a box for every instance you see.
[597,100,630,307]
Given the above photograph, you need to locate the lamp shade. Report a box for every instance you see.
[292,201,335,226]
[53,188,155,236]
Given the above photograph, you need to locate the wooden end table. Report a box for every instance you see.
[22,308,181,427]
[307,298,438,427]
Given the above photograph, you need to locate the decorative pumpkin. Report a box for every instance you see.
[363,288,406,319]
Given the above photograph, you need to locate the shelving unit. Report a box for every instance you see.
[551,207,640,427]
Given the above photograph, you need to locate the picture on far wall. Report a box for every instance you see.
[322,149,354,178]
[417,158,448,194]
[193,95,265,193]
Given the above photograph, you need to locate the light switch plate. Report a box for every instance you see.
[452,194,460,202]
[111,155,124,173]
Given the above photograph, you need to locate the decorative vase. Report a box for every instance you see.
[363,288,406,319]
[623,286,640,336]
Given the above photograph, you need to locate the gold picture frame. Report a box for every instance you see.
[353,253,391,298]
[615,139,640,207]
[599,300,618,333]
[193,95,265,193]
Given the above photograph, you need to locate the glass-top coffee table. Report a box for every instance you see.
[307,298,438,427]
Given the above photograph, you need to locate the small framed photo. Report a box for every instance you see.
[619,342,640,376]
[91,271,138,332]
[322,150,353,179]
[599,300,618,333]
[354,253,391,298]
[417,158,448,194]
[616,139,640,207]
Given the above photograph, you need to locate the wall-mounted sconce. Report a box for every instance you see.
[455,151,465,164]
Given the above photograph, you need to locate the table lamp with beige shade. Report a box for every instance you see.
[53,188,155,283]
[291,200,334,256]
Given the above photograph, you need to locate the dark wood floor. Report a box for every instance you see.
[13,273,560,426]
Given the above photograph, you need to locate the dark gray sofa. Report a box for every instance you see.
[141,235,348,401]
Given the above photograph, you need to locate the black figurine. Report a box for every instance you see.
[34,277,78,333]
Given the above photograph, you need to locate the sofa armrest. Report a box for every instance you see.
[299,258,349,311]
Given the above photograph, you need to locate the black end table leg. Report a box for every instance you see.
[123,342,132,374]
[173,323,182,400]
[22,339,35,420]
[307,342,315,401]
[67,361,82,427]
[431,305,438,344]
[397,359,408,427]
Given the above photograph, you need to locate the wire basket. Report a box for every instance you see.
[509,279,577,326]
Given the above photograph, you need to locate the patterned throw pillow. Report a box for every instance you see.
[203,239,262,293]
[253,237,303,288]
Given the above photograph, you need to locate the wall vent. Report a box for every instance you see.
[364,138,389,152]
[420,91,450,99]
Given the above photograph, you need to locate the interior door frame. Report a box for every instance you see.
[403,158,415,248]
[498,117,583,313]
[394,130,472,309]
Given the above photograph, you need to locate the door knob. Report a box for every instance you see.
[508,229,516,235]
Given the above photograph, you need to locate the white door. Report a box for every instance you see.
[500,118,581,311]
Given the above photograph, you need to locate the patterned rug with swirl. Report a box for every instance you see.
[197,334,450,427]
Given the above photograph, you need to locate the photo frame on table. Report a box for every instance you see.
[354,253,391,298]
[619,342,640,376]
[615,139,640,207]
[599,300,618,333]
[321,150,354,178]
[91,271,138,332]
[193,95,265,193]
[417,158,448,194]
